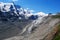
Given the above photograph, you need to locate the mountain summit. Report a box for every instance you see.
[0,2,39,22]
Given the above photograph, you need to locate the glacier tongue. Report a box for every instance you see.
[21,16,45,34]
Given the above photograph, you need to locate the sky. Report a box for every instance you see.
[0,0,60,14]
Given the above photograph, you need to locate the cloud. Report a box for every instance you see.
[25,8,35,13]
[29,10,35,13]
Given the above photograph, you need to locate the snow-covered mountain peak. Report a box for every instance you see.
[0,2,40,21]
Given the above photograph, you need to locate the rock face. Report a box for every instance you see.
[44,24,59,40]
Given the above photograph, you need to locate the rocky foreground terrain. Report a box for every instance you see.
[0,16,60,40]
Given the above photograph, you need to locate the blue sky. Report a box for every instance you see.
[0,0,60,14]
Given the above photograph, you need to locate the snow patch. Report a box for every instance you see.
[35,12,48,17]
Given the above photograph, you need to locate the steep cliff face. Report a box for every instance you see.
[43,22,60,40]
